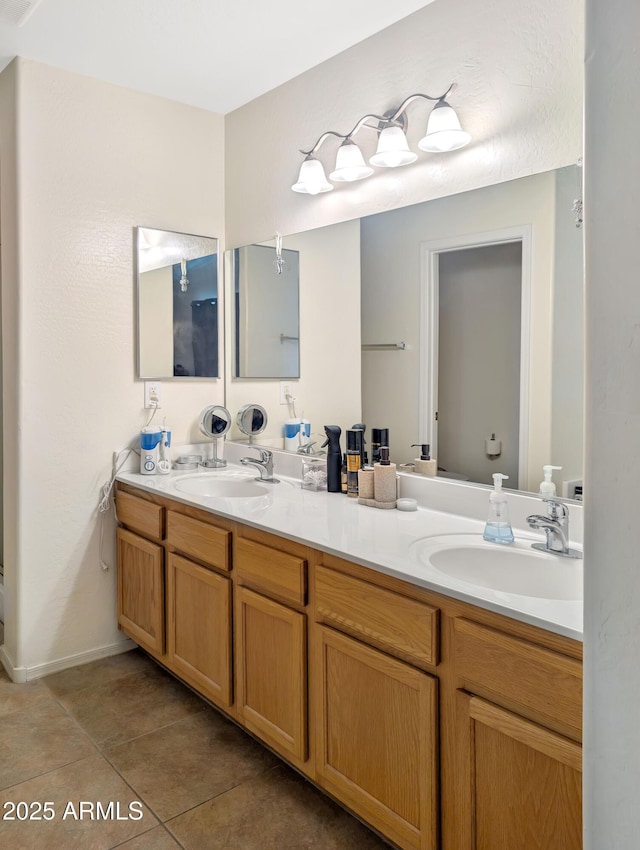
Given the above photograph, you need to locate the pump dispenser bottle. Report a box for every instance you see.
[483,473,514,544]
[322,426,342,493]
[539,465,562,497]
[411,444,436,476]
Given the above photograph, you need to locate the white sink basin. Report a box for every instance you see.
[173,472,270,499]
[411,534,582,600]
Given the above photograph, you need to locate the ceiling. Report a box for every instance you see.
[0,0,435,114]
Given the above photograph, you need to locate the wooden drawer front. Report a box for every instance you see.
[315,565,438,670]
[453,618,582,736]
[116,491,164,540]
[235,538,306,607]
[166,510,230,572]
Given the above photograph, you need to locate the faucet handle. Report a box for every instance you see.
[258,448,272,463]
[542,498,568,521]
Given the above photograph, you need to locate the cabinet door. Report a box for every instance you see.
[167,553,232,708]
[117,527,165,656]
[461,691,582,850]
[316,626,437,850]
[235,586,307,763]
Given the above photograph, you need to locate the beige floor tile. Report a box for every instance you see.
[0,667,55,719]
[57,662,207,747]
[43,650,156,699]
[0,698,96,790]
[167,763,390,850]
[104,707,279,821]
[0,754,157,849]
[111,825,183,848]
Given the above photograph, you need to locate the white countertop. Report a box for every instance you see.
[117,449,583,642]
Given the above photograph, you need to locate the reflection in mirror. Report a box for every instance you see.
[236,403,268,443]
[199,405,231,468]
[224,166,584,497]
[137,227,219,379]
[230,243,300,378]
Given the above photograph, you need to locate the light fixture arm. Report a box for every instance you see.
[299,84,456,156]
[387,83,457,123]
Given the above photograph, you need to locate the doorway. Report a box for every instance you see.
[420,228,531,487]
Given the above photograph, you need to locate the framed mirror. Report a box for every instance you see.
[224,165,584,497]
[229,242,300,378]
[137,226,220,379]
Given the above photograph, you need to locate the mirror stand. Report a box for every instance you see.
[201,437,227,469]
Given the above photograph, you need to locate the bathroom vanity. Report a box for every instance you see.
[115,467,582,850]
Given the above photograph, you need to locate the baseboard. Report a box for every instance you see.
[0,637,136,683]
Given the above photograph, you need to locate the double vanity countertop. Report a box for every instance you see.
[117,446,583,642]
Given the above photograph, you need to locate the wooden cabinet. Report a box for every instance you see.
[166,553,232,709]
[116,483,583,850]
[233,532,310,767]
[316,625,438,850]
[457,691,582,850]
[235,585,307,763]
[447,615,583,850]
[117,526,165,656]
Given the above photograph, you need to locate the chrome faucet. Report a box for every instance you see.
[240,447,279,483]
[526,499,582,559]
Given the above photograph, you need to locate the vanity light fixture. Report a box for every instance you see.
[291,83,470,194]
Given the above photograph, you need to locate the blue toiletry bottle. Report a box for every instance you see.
[483,472,515,543]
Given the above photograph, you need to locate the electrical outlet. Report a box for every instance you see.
[279,381,294,405]
[144,381,162,409]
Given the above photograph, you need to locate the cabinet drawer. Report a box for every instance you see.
[315,565,439,669]
[116,491,164,540]
[235,538,307,607]
[166,510,231,572]
[453,618,582,736]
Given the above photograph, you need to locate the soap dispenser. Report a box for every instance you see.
[411,444,437,476]
[483,473,514,544]
[540,465,562,497]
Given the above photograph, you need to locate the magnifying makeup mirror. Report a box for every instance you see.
[199,405,231,467]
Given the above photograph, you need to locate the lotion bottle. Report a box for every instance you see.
[540,465,562,497]
[411,444,437,476]
[483,473,514,544]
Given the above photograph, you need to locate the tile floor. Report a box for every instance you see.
[0,647,391,849]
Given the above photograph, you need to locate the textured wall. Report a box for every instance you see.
[2,59,225,674]
[225,0,584,247]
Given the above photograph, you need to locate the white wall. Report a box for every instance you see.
[584,1,640,846]
[139,266,173,376]
[551,166,584,486]
[225,219,361,448]
[225,0,583,246]
[360,172,556,490]
[0,59,225,676]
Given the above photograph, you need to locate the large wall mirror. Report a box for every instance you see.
[137,227,220,379]
[224,165,584,497]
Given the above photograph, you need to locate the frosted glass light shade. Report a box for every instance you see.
[369,126,418,168]
[418,101,471,152]
[329,140,374,182]
[291,157,333,194]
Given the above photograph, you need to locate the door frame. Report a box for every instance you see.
[418,225,532,486]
